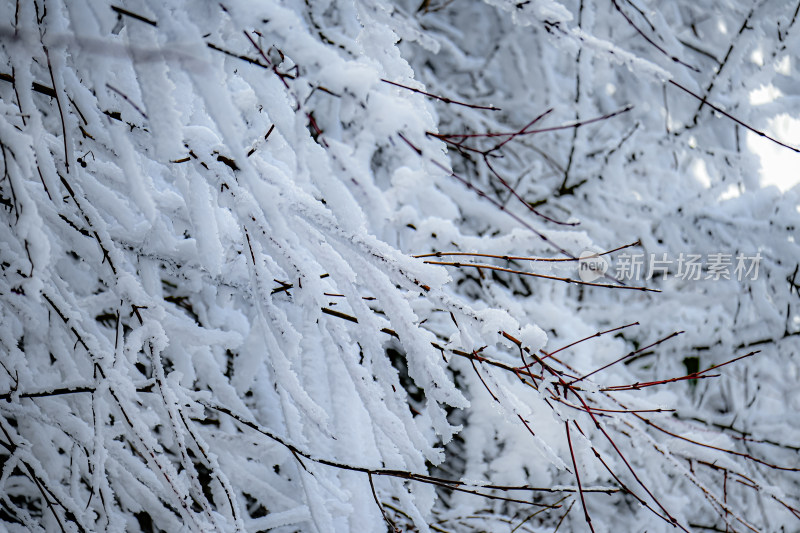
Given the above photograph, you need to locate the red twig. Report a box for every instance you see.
[603,351,759,391]
[632,410,800,472]
[539,321,640,362]
[569,331,683,385]
[482,152,577,226]
[469,353,500,402]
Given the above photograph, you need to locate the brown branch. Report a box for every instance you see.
[206,42,268,69]
[482,152,577,226]
[568,331,683,385]
[369,473,401,533]
[542,321,639,360]
[202,399,614,500]
[381,79,500,111]
[432,106,633,140]
[421,150,632,288]
[422,260,659,292]
[602,351,759,392]
[669,80,800,153]
[611,0,700,72]
[634,413,800,473]
[565,422,595,532]
[0,71,57,97]
[110,5,157,26]
[0,382,155,402]
[552,500,574,532]
[44,47,70,173]
[501,332,685,529]
[689,3,758,125]
[106,83,148,119]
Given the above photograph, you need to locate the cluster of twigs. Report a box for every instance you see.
[311,286,799,532]
[373,21,800,527]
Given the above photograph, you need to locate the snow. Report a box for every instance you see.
[1,0,799,531]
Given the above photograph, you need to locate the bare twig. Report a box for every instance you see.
[381,78,500,110]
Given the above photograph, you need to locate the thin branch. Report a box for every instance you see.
[381,78,500,110]
[422,260,659,292]
[669,80,800,153]
[369,473,401,533]
[0,382,155,401]
[44,47,70,173]
[202,399,619,497]
[542,321,639,359]
[106,83,148,119]
[611,0,700,72]
[432,106,633,140]
[552,500,574,533]
[110,5,157,26]
[0,71,57,97]
[603,350,759,391]
[565,422,595,532]
[413,241,641,263]
[569,331,683,385]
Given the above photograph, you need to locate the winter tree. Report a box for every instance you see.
[1,0,799,531]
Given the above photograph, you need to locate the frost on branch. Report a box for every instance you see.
[1,0,799,532]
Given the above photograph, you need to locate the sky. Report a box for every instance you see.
[749,81,800,191]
